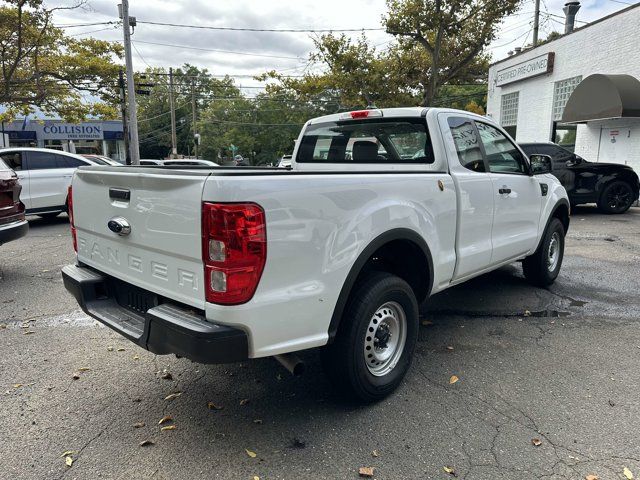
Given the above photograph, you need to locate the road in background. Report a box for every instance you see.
[1,208,639,479]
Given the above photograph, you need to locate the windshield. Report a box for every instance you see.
[296,118,433,164]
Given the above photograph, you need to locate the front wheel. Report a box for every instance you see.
[598,181,634,214]
[321,272,419,403]
[523,217,565,287]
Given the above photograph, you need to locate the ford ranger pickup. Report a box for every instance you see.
[62,108,570,402]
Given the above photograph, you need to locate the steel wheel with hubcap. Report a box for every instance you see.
[321,272,419,403]
[547,232,561,273]
[523,217,565,287]
[364,301,407,377]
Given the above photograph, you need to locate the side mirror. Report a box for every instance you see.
[530,154,552,175]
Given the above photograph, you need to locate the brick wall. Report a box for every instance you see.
[487,5,640,168]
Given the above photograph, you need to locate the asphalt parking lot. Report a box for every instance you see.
[1,207,640,480]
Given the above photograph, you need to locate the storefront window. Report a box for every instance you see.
[500,92,519,138]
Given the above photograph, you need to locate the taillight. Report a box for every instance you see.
[202,202,266,305]
[68,185,77,252]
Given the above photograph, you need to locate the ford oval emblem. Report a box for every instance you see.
[107,217,131,236]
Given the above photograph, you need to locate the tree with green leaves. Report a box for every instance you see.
[0,0,122,122]
[384,0,520,105]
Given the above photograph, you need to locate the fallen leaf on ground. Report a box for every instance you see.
[133,355,140,360]
[253,477,260,480]
[132,422,145,428]
[623,467,634,479]
[0,323,6,329]
[532,438,542,446]
[65,456,73,467]
[107,346,113,351]
[116,347,125,352]
[158,415,173,425]
[23,331,35,335]
[78,367,90,372]
[61,450,75,457]
[446,346,454,351]
[164,392,182,401]
[585,475,598,480]
[72,373,80,380]
[371,449,379,457]
[358,466,375,477]
[239,398,249,406]
[160,425,176,431]
[449,375,459,385]
[139,440,154,447]
[13,383,23,388]
[161,370,172,380]
[421,319,433,326]
[524,310,531,317]
[245,449,257,458]
[443,466,456,475]
[253,419,263,424]
[207,402,224,410]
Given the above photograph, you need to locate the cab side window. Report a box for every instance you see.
[0,152,23,171]
[476,122,528,175]
[447,117,486,172]
[26,151,61,170]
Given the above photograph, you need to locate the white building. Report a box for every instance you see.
[486,2,640,173]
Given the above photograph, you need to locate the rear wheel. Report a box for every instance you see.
[321,272,419,403]
[523,218,565,287]
[598,181,634,214]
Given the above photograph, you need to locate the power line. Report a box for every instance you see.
[132,40,303,60]
[55,21,119,28]
[136,20,385,33]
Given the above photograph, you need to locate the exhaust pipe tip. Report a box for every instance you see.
[274,353,305,376]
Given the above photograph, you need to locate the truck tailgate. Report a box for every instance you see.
[72,167,211,309]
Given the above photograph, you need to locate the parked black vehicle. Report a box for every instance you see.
[519,142,640,214]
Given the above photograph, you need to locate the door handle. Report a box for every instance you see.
[499,187,512,194]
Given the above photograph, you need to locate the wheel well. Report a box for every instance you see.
[552,203,570,233]
[327,229,434,343]
[357,239,431,305]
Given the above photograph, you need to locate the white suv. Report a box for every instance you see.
[0,148,105,218]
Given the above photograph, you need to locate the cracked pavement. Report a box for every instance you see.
[1,207,640,480]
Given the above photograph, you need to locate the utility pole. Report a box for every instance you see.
[532,0,541,46]
[118,0,140,164]
[169,67,178,158]
[191,79,198,159]
[118,69,130,164]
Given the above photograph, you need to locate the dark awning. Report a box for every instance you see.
[561,74,640,124]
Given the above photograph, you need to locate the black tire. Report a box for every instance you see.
[321,272,419,403]
[597,180,634,214]
[523,218,565,287]
[37,212,61,219]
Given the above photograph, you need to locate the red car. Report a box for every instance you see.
[0,157,28,245]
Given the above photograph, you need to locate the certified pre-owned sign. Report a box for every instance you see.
[496,52,555,87]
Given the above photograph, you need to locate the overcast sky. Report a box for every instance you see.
[52,0,638,89]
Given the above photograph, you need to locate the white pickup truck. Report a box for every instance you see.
[62,108,569,402]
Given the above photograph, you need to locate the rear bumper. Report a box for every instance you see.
[0,219,28,245]
[61,264,248,363]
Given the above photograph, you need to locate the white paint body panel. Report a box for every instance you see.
[69,108,568,359]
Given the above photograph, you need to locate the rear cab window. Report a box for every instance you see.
[296,118,434,165]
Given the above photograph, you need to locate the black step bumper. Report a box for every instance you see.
[62,264,248,363]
